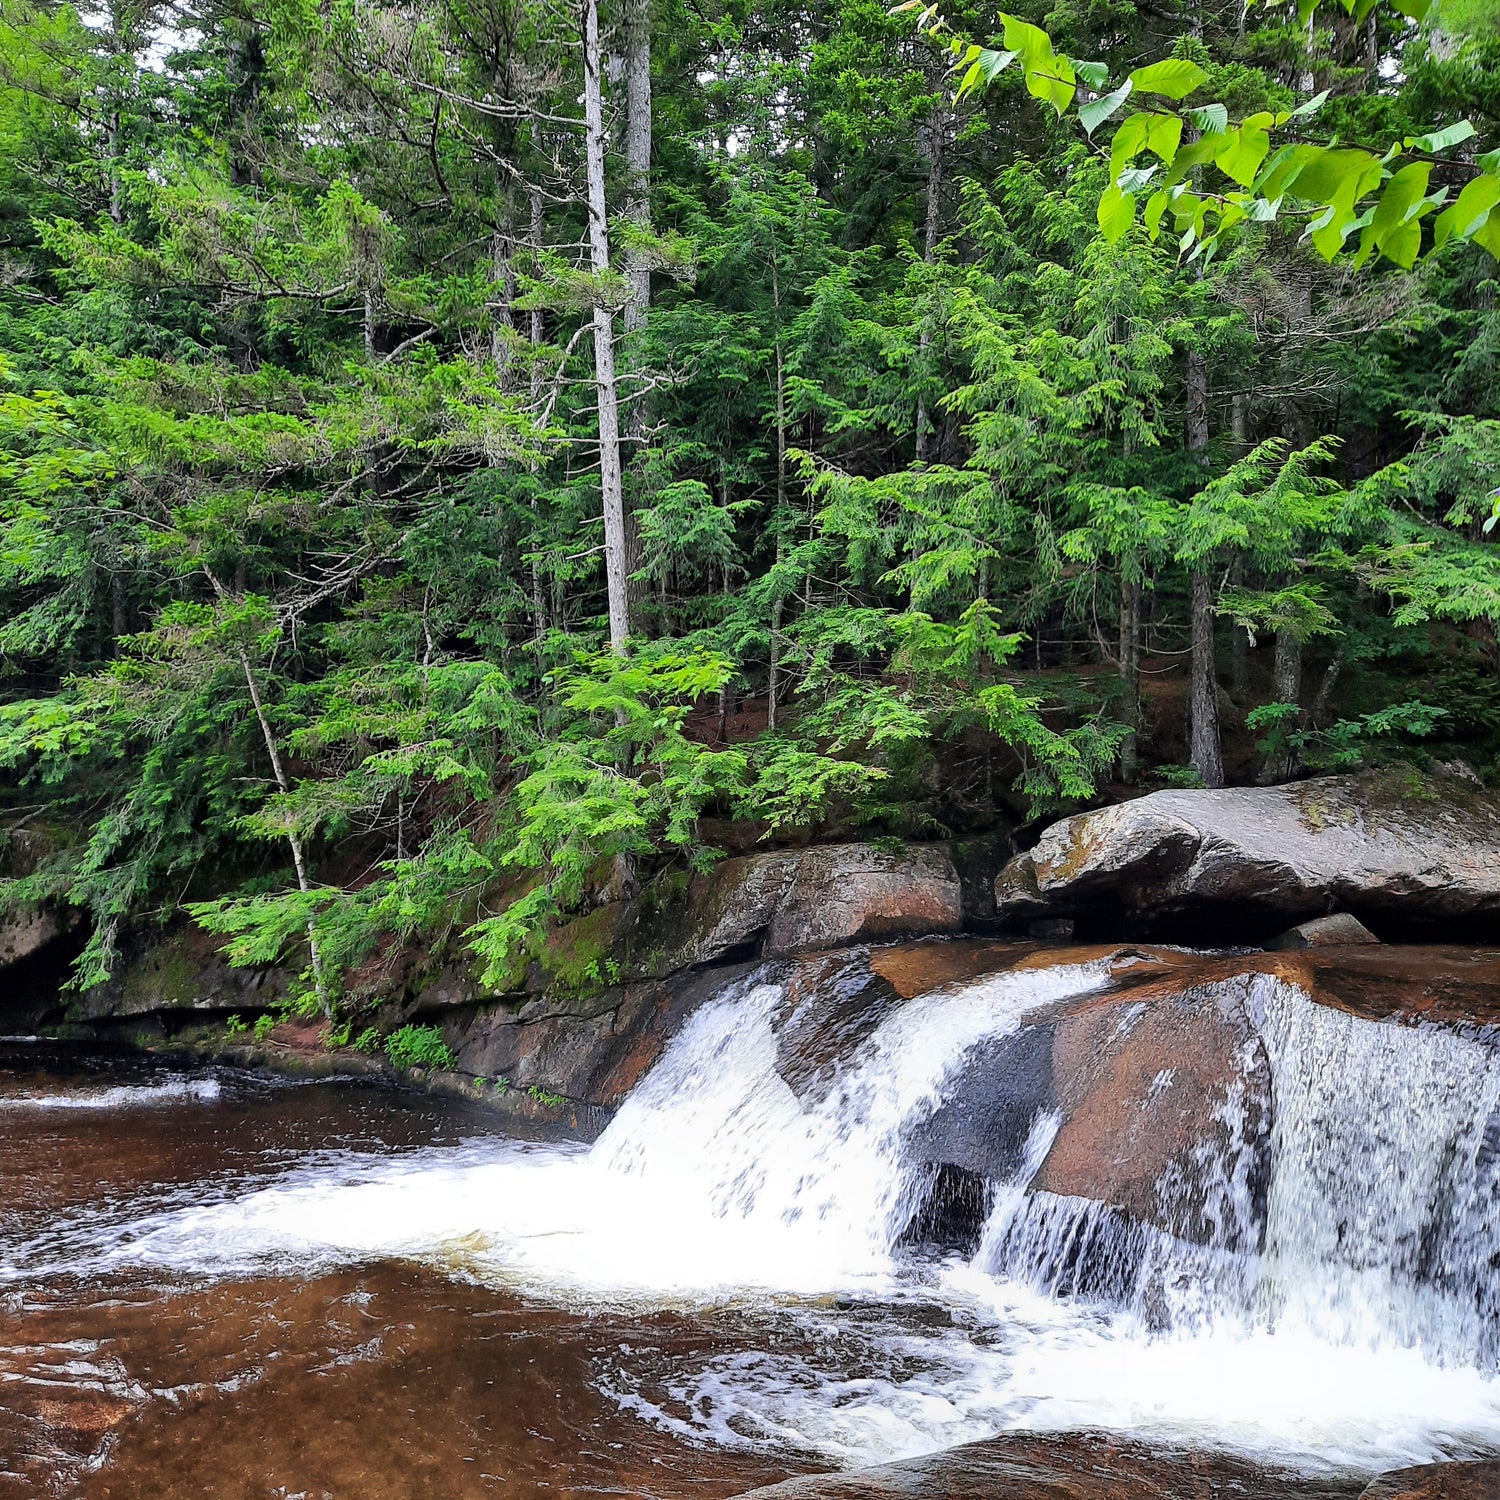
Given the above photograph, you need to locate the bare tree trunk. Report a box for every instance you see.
[1309,645,1344,728]
[768,338,787,732]
[240,652,330,1020]
[584,5,636,901]
[583,0,630,655]
[1228,387,1251,702]
[1185,349,1223,787]
[528,187,547,649]
[620,0,652,630]
[491,192,519,382]
[1273,629,1302,709]
[622,0,651,343]
[1118,574,1140,782]
[915,108,945,464]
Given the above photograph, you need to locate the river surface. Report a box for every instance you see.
[5,951,1500,1495]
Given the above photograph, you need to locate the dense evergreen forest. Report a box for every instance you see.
[0,0,1497,1015]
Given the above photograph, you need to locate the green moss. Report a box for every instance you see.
[118,930,203,1011]
[540,903,628,1000]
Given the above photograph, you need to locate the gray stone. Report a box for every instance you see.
[994,772,1500,932]
[651,840,968,973]
[0,905,66,967]
[1266,912,1380,950]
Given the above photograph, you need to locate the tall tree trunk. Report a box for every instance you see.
[622,0,651,343]
[1258,624,1304,783]
[583,0,630,656]
[1118,574,1140,782]
[768,338,787,732]
[621,0,652,629]
[528,187,547,649]
[1185,349,1223,787]
[915,108,945,464]
[584,4,636,901]
[1189,572,1224,788]
[240,652,330,1020]
[491,191,519,382]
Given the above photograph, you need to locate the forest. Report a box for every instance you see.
[0,0,1497,1020]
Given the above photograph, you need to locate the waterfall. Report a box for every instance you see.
[6,947,1500,1472]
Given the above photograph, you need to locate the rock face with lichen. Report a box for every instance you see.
[639,837,991,974]
[993,771,1500,939]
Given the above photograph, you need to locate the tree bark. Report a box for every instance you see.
[1118,574,1140,782]
[915,108,945,464]
[527,187,547,650]
[622,0,652,343]
[583,0,630,656]
[1309,644,1344,729]
[584,10,637,902]
[1189,571,1224,788]
[768,337,787,732]
[1257,625,1303,783]
[1185,348,1223,787]
[240,651,330,1019]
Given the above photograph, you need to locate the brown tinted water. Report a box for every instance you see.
[0,1044,820,1499]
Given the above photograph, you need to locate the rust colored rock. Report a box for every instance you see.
[1358,1458,1500,1498]
[1037,975,1271,1247]
[731,1431,1363,1499]
[870,938,1025,998]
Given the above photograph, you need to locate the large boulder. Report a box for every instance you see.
[645,838,989,973]
[904,949,1271,1255]
[0,903,68,968]
[994,771,1500,939]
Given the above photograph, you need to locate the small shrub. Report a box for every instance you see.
[527,1084,566,1108]
[384,1024,456,1071]
[353,1027,382,1053]
[224,1014,248,1037]
[252,1014,277,1041]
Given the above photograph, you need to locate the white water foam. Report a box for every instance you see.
[6,962,1109,1296]
[7,954,1500,1475]
[0,1077,223,1110]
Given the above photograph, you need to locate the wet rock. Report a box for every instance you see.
[907,1024,1056,1181]
[903,951,1271,1254]
[446,961,765,1132]
[1359,1459,1500,1498]
[774,951,905,1101]
[994,771,1500,939]
[1036,976,1271,1250]
[897,1162,993,1256]
[731,1430,1364,1499]
[1267,913,1380,950]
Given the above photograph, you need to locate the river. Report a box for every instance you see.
[4,949,1500,1495]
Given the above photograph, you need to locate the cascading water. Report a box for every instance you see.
[6,950,1500,1479]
